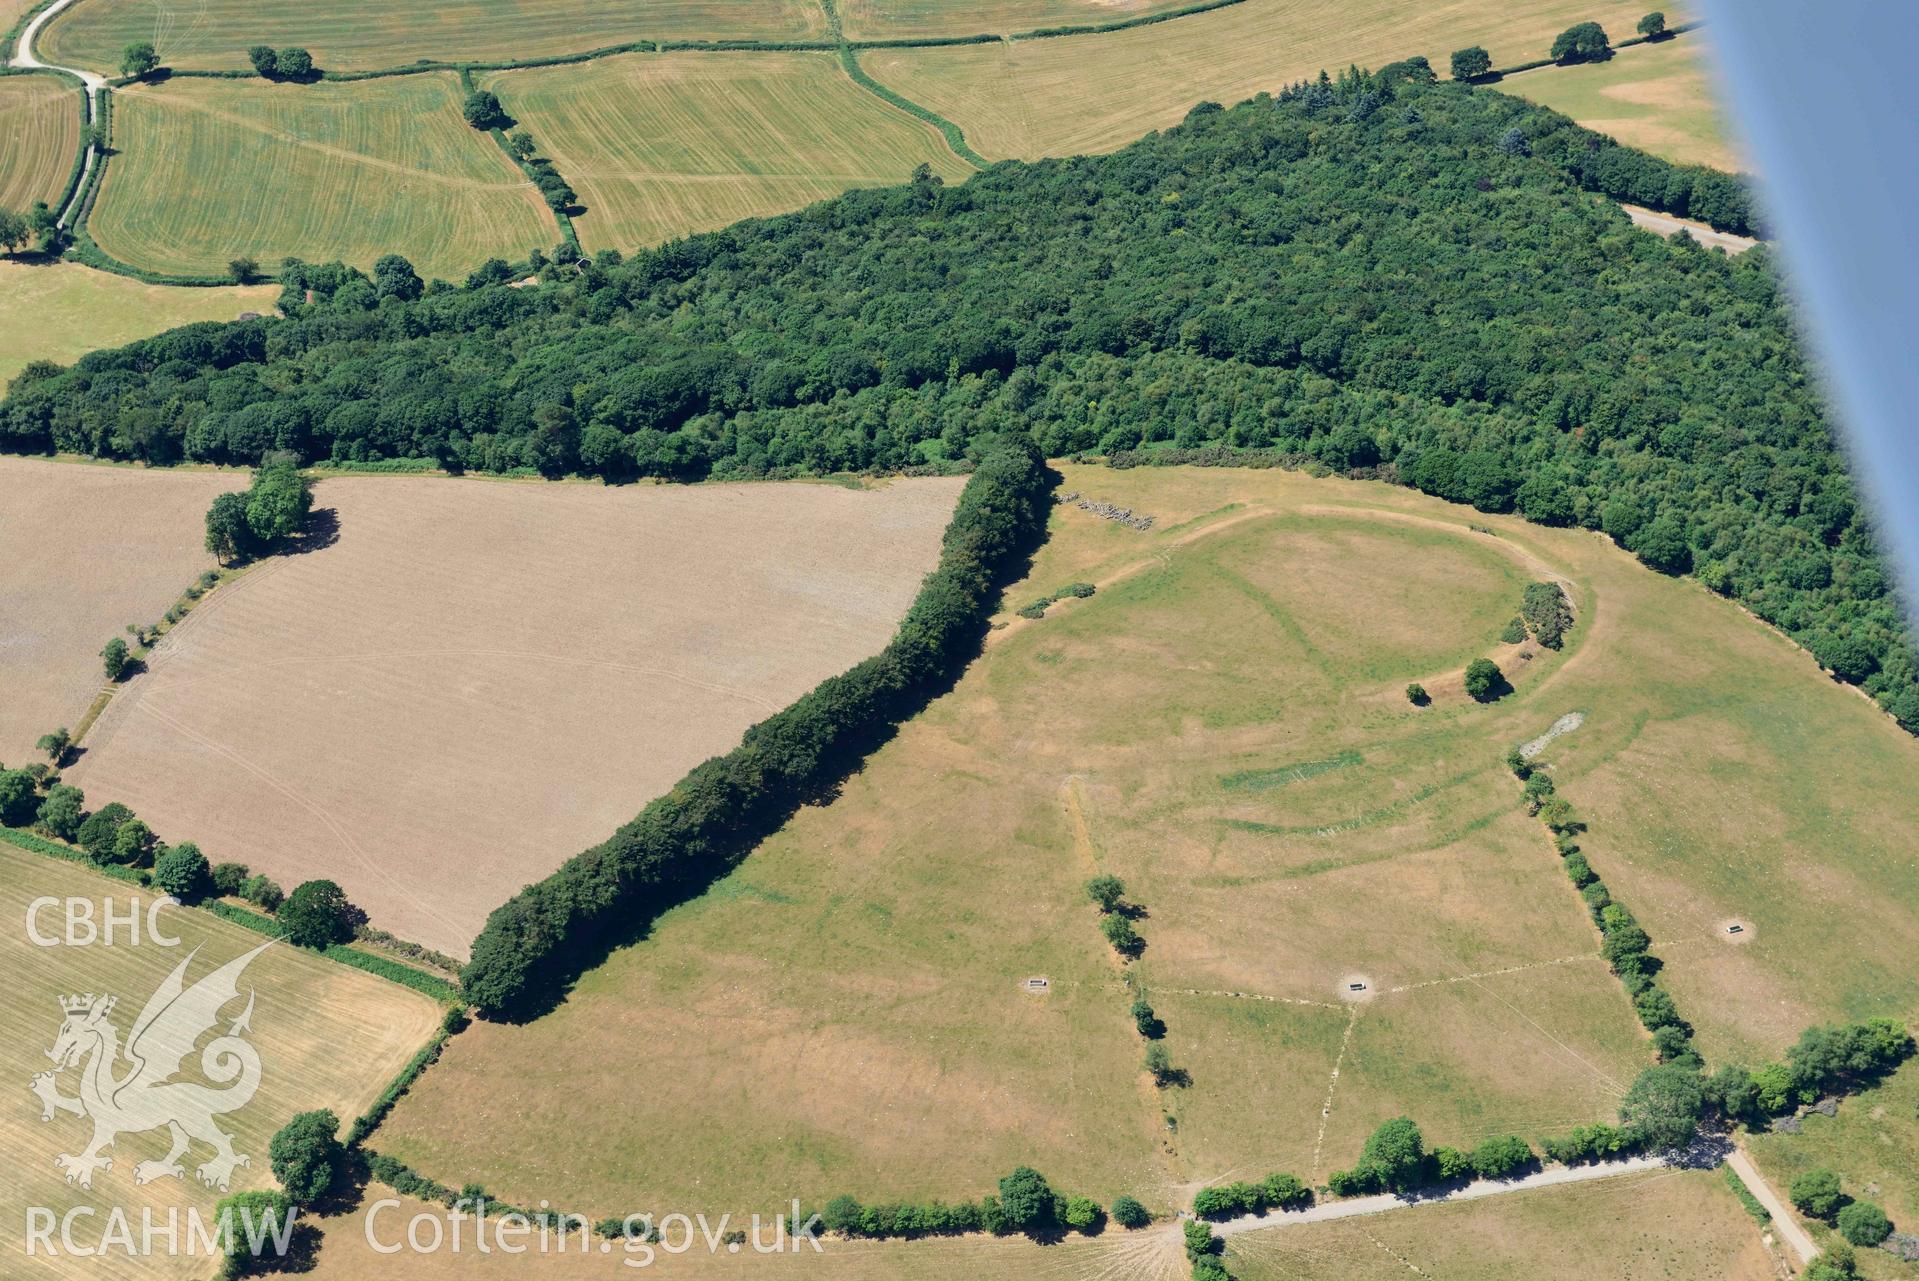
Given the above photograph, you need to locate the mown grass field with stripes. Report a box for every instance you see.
[864,0,1691,160]
[483,51,971,254]
[0,73,79,213]
[90,75,553,281]
[839,0,1196,40]
[1505,34,1743,171]
[37,0,824,74]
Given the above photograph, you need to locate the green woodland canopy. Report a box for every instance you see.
[3,69,1912,727]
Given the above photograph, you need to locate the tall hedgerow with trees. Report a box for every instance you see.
[280,879,354,949]
[1449,46,1491,79]
[7,76,1904,726]
[1550,22,1611,63]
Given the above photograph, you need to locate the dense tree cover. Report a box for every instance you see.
[1192,1172,1312,1219]
[207,460,315,561]
[2,75,1900,721]
[1521,581,1573,647]
[152,840,210,899]
[268,1110,344,1203]
[461,442,1050,1016]
[281,879,354,948]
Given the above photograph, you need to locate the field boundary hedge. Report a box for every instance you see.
[461,67,582,254]
[837,46,986,168]
[460,441,1052,1018]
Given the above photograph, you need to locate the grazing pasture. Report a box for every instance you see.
[65,475,963,957]
[0,72,79,212]
[864,0,1687,159]
[483,52,970,254]
[36,0,825,74]
[0,844,442,1281]
[0,456,244,766]
[840,0,1197,40]
[1229,1167,1775,1280]
[1504,34,1744,171]
[89,76,553,280]
[0,261,276,391]
[377,465,1668,1219]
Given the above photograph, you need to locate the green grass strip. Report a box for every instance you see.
[835,46,986,168]
[1722,1166,1770,1223]
[1220,749,1362,791]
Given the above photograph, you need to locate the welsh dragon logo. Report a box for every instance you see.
[29,941,269,1191]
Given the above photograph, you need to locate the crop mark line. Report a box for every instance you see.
[1309,1003,1362,1180]
[1382,951,1601,994]
[1458,971,1626,1096]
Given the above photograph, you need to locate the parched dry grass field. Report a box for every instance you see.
[90,75,553,281]
[37,0,825,75]
[0,456,244,766]
[1229,1167,1776,1280]
[375,466,1672,1221]
[840,0,1194,40]
[864,0,1689,160]
[0,261,277,391]
[66,474,963,958]
[483,52,971,254]
[1504,33,1744,171]
[0,843,442,1281]
[0,72,79,212]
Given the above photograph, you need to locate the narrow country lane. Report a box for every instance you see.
[10,0,109,226]
[1726,1144,1819,1267]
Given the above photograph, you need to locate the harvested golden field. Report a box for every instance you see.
[484,52,971,254]
[0,261,276,391]
[37,0,824,74]
[841,0,1194,40]
[1229,1167,1775,1280]
[1505,33,1745,171]
[90,76,553,281]
[0,456,244,766]
[0,843,442,1281]
[864,0,1688,159]
[0,72,79,212]
[67,474,964,957]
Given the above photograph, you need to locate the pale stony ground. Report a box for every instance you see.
[67,474,963,956]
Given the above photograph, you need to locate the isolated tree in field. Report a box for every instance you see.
[1085,874,1125,913]
[1619,1063,1705,1151]
[36,728,70,764]
[1450,46,1491,79]
[1130,995,1164,1038]
[153,841,211,898]
[281,879,353,948]
[269,1109,343,1202]
[373,253,424,301]
[101,636,129,680]
[462,89,506,130]
[1551,22,1611,63]
[1790,1168,1844,1218]
[0,208,28,255]
[1463,657,1502,702]
[120,41,159,78]
[243,462,313,545]
[274,47,313,79]
[1405,682,1428,705]
[995,1167,1057,1234]
[1109,1196,1150,1229]
[1637,11,1667,37]
[36,784,85,840]
[229,256,259,284]
[1836,1200,1890,1246]
[248,45,277,76]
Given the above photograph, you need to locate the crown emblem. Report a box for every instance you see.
[60,994,110,1016]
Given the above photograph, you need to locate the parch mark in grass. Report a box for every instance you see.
[1220,749,1361,792]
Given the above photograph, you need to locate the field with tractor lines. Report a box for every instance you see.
[484,51,971,254]
[0,844,442,1281]
[0,73,79,213]
[65,474,965,958]
[839,0,1197,40]
[90,75,553,281]
[864,0,1689,160]
[36,0,825,75]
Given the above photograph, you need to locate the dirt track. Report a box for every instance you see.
[67,474,962,956]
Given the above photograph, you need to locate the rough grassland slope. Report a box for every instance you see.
[0,73,78,212]
[0,457,244,765]
[0,845,441,1281]
[67,474,963,957]
[865,0,1686,159]
[90,76,553,281]
[1505,34,1744,171]
[0,262,277,391]
[37,0,825,74]
[483,52,971,255]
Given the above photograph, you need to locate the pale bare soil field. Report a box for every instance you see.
[0,844,442,1281]
[67,474,963,957]
[0,456,244,765]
